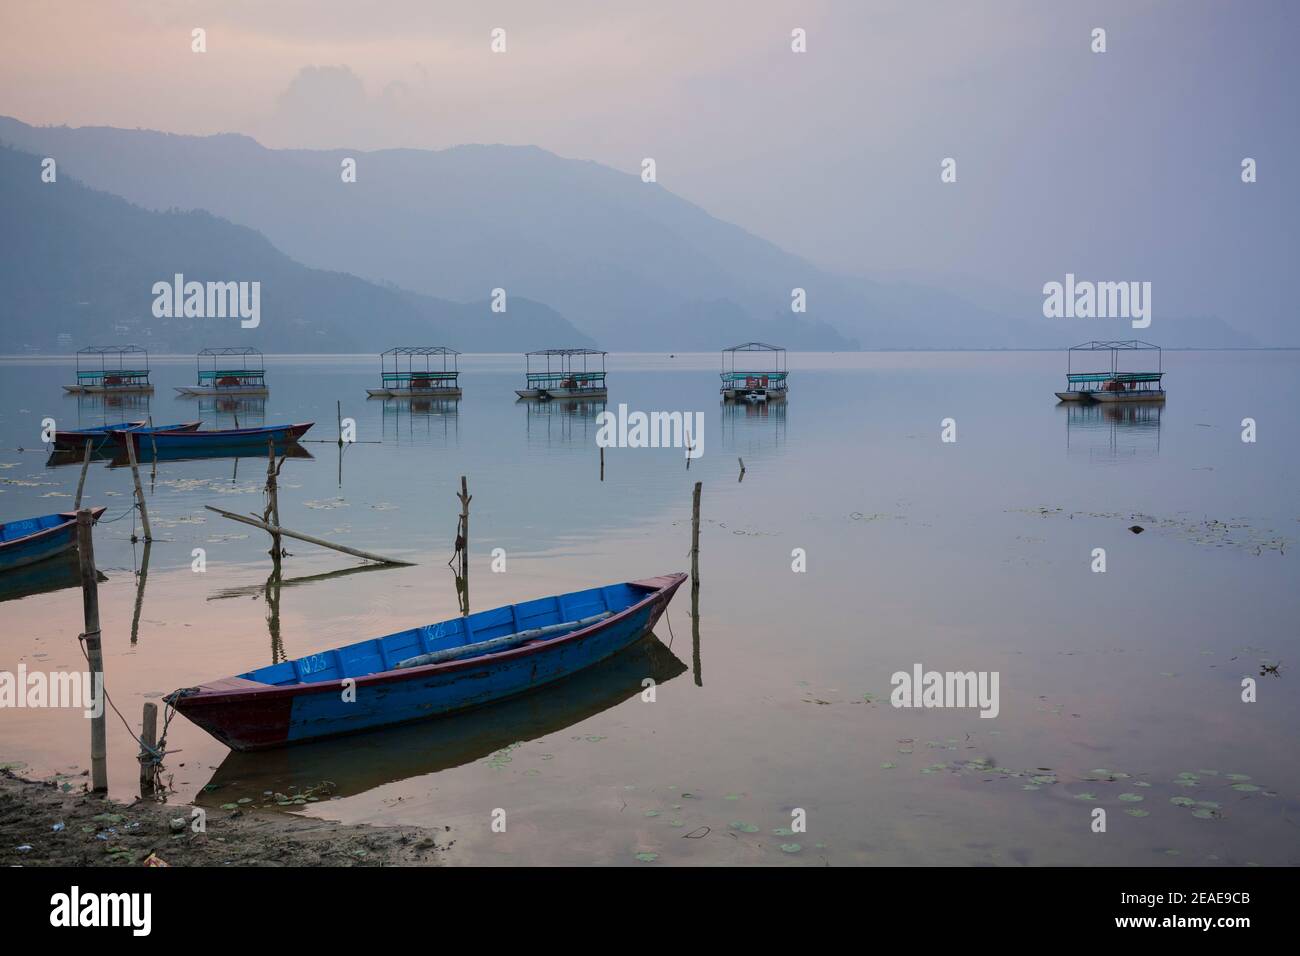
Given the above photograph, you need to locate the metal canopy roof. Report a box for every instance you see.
[198,346,263,357]
[723,342,785,352]
[1068,340,1160,351]
[524,348,606,356]
[381,346,461,356]
[77,345,148,355]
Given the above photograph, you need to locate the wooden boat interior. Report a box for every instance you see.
[241,581,649,687]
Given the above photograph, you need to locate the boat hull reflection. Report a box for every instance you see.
[196,633,686,807]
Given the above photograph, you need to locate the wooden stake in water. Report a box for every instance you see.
[265,439,282,566]
[74,440,92,509]
[139,701,158,795]
[337,400,344,448]
[124,433,152,542]
[455,476,471,615]
[76,509,108,793]
[600,446,605,482]
[690,481,703,687]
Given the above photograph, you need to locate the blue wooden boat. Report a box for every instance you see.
[0,507,106,572]
[54,420,200,451]
[168,573,686,750]
[111,421,313,453]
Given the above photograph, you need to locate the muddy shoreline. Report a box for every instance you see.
[0,769,449,866]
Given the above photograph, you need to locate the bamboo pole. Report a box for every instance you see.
[600,445,605,482]
[73,440,92,509]
[76,510,108,793]
[265,439,282,566]
[456,476,471,616]
[129,541,151,646]
[690,481,702,686]
[139,702,158,795]
[124,432,152,542]
[204,505,414,565]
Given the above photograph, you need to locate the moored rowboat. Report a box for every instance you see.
[0,507,106,572]
[110,422,313,452]
[167,573,686,750]
[54,421,201,451]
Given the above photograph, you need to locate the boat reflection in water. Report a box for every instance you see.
[105,440,315,468]
[377,396,460,443]
[521,397,606,447]
[1063,401,1162,463]
[0,551,106,604]
[720,394,787,456]
[184,396,267,430]
[195,633,686,807]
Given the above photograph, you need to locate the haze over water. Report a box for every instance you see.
[0,351,1296,865]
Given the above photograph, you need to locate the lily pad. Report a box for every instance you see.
[1118,793,1144,803]
[634,852,658,863]
[1170,797,1195,807]
[1124,809,1150,817]
[779,843,802,854]
[1231,783,1261,792]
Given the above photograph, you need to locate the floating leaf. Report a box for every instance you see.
[1231,783,1261,792]
[1225,773,1252,782]
[634,852,658,863]
[1191,809,1217,819]
[772,827,795,836]
[1124,809,1150,817]
[1170,797,1195,807]
[779,843,802,854]
[1118,793,1144,802]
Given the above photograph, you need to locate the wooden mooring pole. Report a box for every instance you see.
[265,439,283,566]
[76,509,108,793]
[600,445,605,482]
[138,701,158,795]
[455,476,471,615]
[124,433,152,542]
[690,481,702,687]
[73,440,92,509]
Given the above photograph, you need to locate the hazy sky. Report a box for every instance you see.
[2,1,1296,339]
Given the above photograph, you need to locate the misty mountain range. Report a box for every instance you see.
[0,116,1256,352]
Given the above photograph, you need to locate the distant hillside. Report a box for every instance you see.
[0,117,1258,349]
[0,143,590,353]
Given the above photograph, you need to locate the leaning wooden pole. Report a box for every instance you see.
[73,440,93,509]
[123,433,152,542]
[204,505,414,566]
[76,509,108,793]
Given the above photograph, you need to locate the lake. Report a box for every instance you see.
[0,350,1296,865]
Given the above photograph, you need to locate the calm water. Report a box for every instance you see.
[0,351,1297,866]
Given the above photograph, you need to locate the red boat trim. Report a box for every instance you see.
[177,572,687,707]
